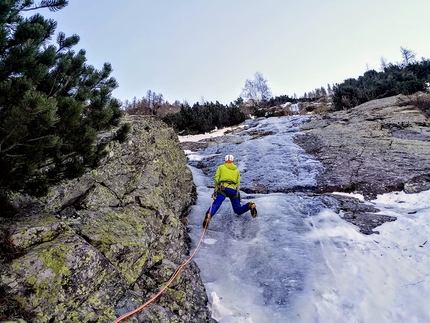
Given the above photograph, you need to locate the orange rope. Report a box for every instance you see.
[113,201,213,323]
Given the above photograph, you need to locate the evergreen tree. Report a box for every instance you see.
[0,0,128,201]
[162,100,245,135]
[332,57,429,111]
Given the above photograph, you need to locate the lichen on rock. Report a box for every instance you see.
[1,116,211,323]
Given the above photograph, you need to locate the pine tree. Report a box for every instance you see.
[0,0,128,201]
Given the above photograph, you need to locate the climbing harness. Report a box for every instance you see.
[113,200,213,323]
[219,180,238,191]
[216,180,238,197]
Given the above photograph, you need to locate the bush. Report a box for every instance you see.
[332,60,430,110]
[399,95,430,118]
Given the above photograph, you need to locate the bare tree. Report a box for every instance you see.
[400,47,416,66]
[241,72,272,102]
[320,86,327,97]
[124,90,166,116]
[380,56,388,70]
[327,84,333,96]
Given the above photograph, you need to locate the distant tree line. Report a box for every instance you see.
[123,90,183,117]
[162,101,245,134]
[126,48,430,134]
[124,92,246,134]
[123,87,255,134]
[302,85,333,100]
[332,48,430,110]
[125,72,330,133]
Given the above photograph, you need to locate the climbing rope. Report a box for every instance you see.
[113,201,213,322]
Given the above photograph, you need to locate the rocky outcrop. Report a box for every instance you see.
[294,93,430,199]
[0,116,214,323]
[315,193,397,235]
[294,93,430,234]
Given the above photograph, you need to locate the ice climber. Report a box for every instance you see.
[203,154,258,228]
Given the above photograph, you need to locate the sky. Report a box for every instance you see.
[180,117,430,323]
[39,0,430,105]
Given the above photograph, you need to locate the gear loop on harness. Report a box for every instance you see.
[217,180,238,197]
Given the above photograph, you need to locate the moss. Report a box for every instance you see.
[172,290,186,303]
[79,210,155,284]
[64,305,115,323]
[10,214,68,249]
[39,245,70,276]
[26,273,37,285]
[152,254,163,263]
[168,217,179,228]
[4,230,125,321]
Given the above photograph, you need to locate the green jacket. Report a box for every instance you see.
[214,162,240,190]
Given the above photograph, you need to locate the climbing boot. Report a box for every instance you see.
[202,212,211,228]
[249,201,258,218]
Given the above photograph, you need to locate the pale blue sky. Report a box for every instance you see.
[41,0,430,105]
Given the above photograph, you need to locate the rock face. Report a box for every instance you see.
[294,93,430,199]
[294,93,430,234]
[0,116,214,323]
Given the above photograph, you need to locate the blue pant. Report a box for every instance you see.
[207,187,250,217]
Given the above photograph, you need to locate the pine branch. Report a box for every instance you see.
[38,150,81,170]
[22,0,68,12]
[4,152,26,158]
[0,143,18,155]
[0,125,18,154]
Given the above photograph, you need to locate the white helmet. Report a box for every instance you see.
[225,154,234,162]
